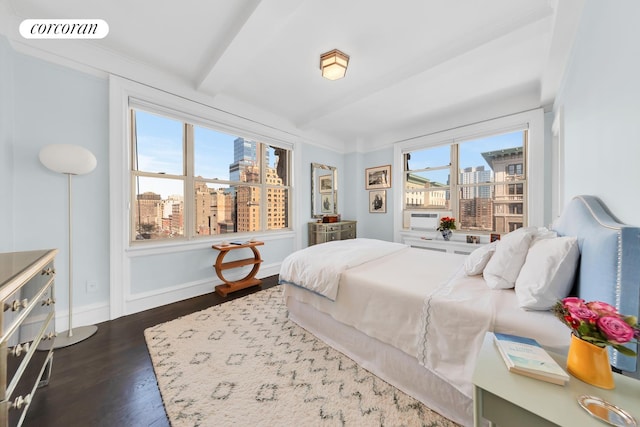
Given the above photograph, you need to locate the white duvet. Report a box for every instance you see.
[282,241,570,401]
[418,268,495,397]
[278,238,408,300]
[282,246,480,391]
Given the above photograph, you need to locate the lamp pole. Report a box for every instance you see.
[38,143,99,349]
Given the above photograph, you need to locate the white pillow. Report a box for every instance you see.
[483,227,537,289]
[464,242,497,276]
[533,227,557,242]
[515,236,580,310]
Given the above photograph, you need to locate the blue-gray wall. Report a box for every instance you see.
[0,37,14,254]
[1,38,110,321]
[359,147,395,241]
[0,35,349,325]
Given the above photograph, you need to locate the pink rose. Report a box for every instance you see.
[586,301,618,316]
[562,297,585,308]
[597,316,635,344]
[568,306,598,323]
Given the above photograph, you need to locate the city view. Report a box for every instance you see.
[404,131,526,234]
[134,137,288,240]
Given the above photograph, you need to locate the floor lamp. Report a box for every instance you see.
[39,143,98,348]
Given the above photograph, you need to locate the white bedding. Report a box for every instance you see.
[418,268,495,397]
[279,238,407,300]
[282,244,571,423]
[282,247,467,358]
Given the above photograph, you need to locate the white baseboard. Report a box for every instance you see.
[124,277,214,316]
[124,262,281,317]
[53,300,111,333]
[56,263,281,325]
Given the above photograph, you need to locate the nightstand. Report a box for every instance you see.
[472,333,640,427]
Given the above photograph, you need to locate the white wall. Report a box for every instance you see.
[554,1,640,225]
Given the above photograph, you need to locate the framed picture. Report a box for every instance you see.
[321,194,333,213]
[369,190,386,213]
[319,175,332,193]
[365,165,391,190]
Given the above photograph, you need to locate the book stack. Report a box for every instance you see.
[493,333,570,385]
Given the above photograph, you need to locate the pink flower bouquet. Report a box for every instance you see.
[553,297,640,356]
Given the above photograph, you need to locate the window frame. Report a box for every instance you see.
[129,103,292,244]
[393,109,545,242]
[110,76,299,321]
[401,132,528,234]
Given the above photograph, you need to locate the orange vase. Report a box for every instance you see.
[566,334,615,389]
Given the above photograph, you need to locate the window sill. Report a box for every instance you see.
[126,230,295,257]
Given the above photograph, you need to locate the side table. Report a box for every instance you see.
[211,241,264,297]
[472,333,640,427]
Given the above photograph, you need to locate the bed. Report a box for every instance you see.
[279,195,640,426]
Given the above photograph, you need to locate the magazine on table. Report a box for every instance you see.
[493,332,569,385]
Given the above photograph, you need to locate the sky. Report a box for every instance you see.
[407,130,524,184]
[135,110,237,198]
[135,109,524,198]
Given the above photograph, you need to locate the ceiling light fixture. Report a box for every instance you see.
[320,49,349,80]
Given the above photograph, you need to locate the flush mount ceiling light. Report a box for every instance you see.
[320,49,349,80]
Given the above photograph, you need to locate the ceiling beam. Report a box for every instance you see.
[195,0,303,96]
[294,6,554,131]
[539,0,586,107]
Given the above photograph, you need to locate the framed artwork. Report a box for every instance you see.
[365,165,391,190]
[319,175,333,193]
[369,190,386,213]
[321,194,333,213]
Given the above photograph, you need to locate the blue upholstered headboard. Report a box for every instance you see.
[552,195,640,377]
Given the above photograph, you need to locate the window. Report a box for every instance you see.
[507,163,523,175]
[131,108,290,242]
[402,130,527,234]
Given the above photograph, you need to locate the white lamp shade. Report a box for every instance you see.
[39,144,97,175]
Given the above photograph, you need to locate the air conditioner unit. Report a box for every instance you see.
[409,212,440,231]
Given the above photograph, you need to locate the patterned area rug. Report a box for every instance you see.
[144,286,459,427]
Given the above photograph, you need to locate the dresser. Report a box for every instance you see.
[308,221,357,246]
[0,250,57,427]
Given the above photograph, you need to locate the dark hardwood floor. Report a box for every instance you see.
[24,276,279,427]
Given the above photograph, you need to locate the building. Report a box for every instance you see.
[482,147,525,233]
